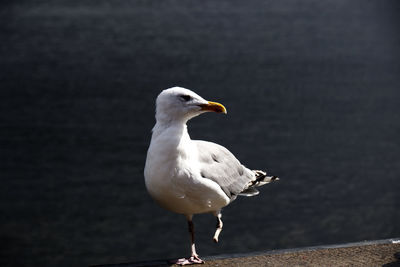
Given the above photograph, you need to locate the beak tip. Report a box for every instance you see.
[200,101,227,114]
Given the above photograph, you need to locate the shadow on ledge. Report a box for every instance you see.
[383,252,400,267]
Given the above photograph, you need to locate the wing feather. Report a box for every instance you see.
[195,140,255,200]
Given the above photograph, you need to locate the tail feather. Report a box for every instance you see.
[239,187,259,197]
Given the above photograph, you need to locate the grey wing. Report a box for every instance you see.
[195,140,256,200]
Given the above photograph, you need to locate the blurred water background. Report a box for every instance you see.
[1,0,399,266]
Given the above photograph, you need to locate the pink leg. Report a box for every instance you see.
[170,215,204,265]
[213,212,223,243]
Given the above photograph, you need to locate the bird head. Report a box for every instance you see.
[155,87,227,124]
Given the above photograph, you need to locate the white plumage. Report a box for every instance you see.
[144,87,278,265]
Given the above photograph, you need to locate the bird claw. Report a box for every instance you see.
[172,255,205,265]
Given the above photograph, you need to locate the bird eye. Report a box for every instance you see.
[179,95,192,102]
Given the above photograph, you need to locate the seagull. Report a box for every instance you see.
[144,87,279,265]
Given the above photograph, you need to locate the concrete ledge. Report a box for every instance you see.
[93,238,400,267]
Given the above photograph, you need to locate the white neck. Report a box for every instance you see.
[152,120,189,140]
[150,120,194,162]
[146,120,195,172]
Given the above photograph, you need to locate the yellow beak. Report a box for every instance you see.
[199,101,227,114]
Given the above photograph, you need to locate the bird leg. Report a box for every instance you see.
[213,212,223,243]
[172,215,204,265]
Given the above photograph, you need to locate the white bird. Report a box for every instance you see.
[144,87,279,265]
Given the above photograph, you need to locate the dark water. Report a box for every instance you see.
[1,1,399,266]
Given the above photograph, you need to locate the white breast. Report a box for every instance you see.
[144,124,230,215]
